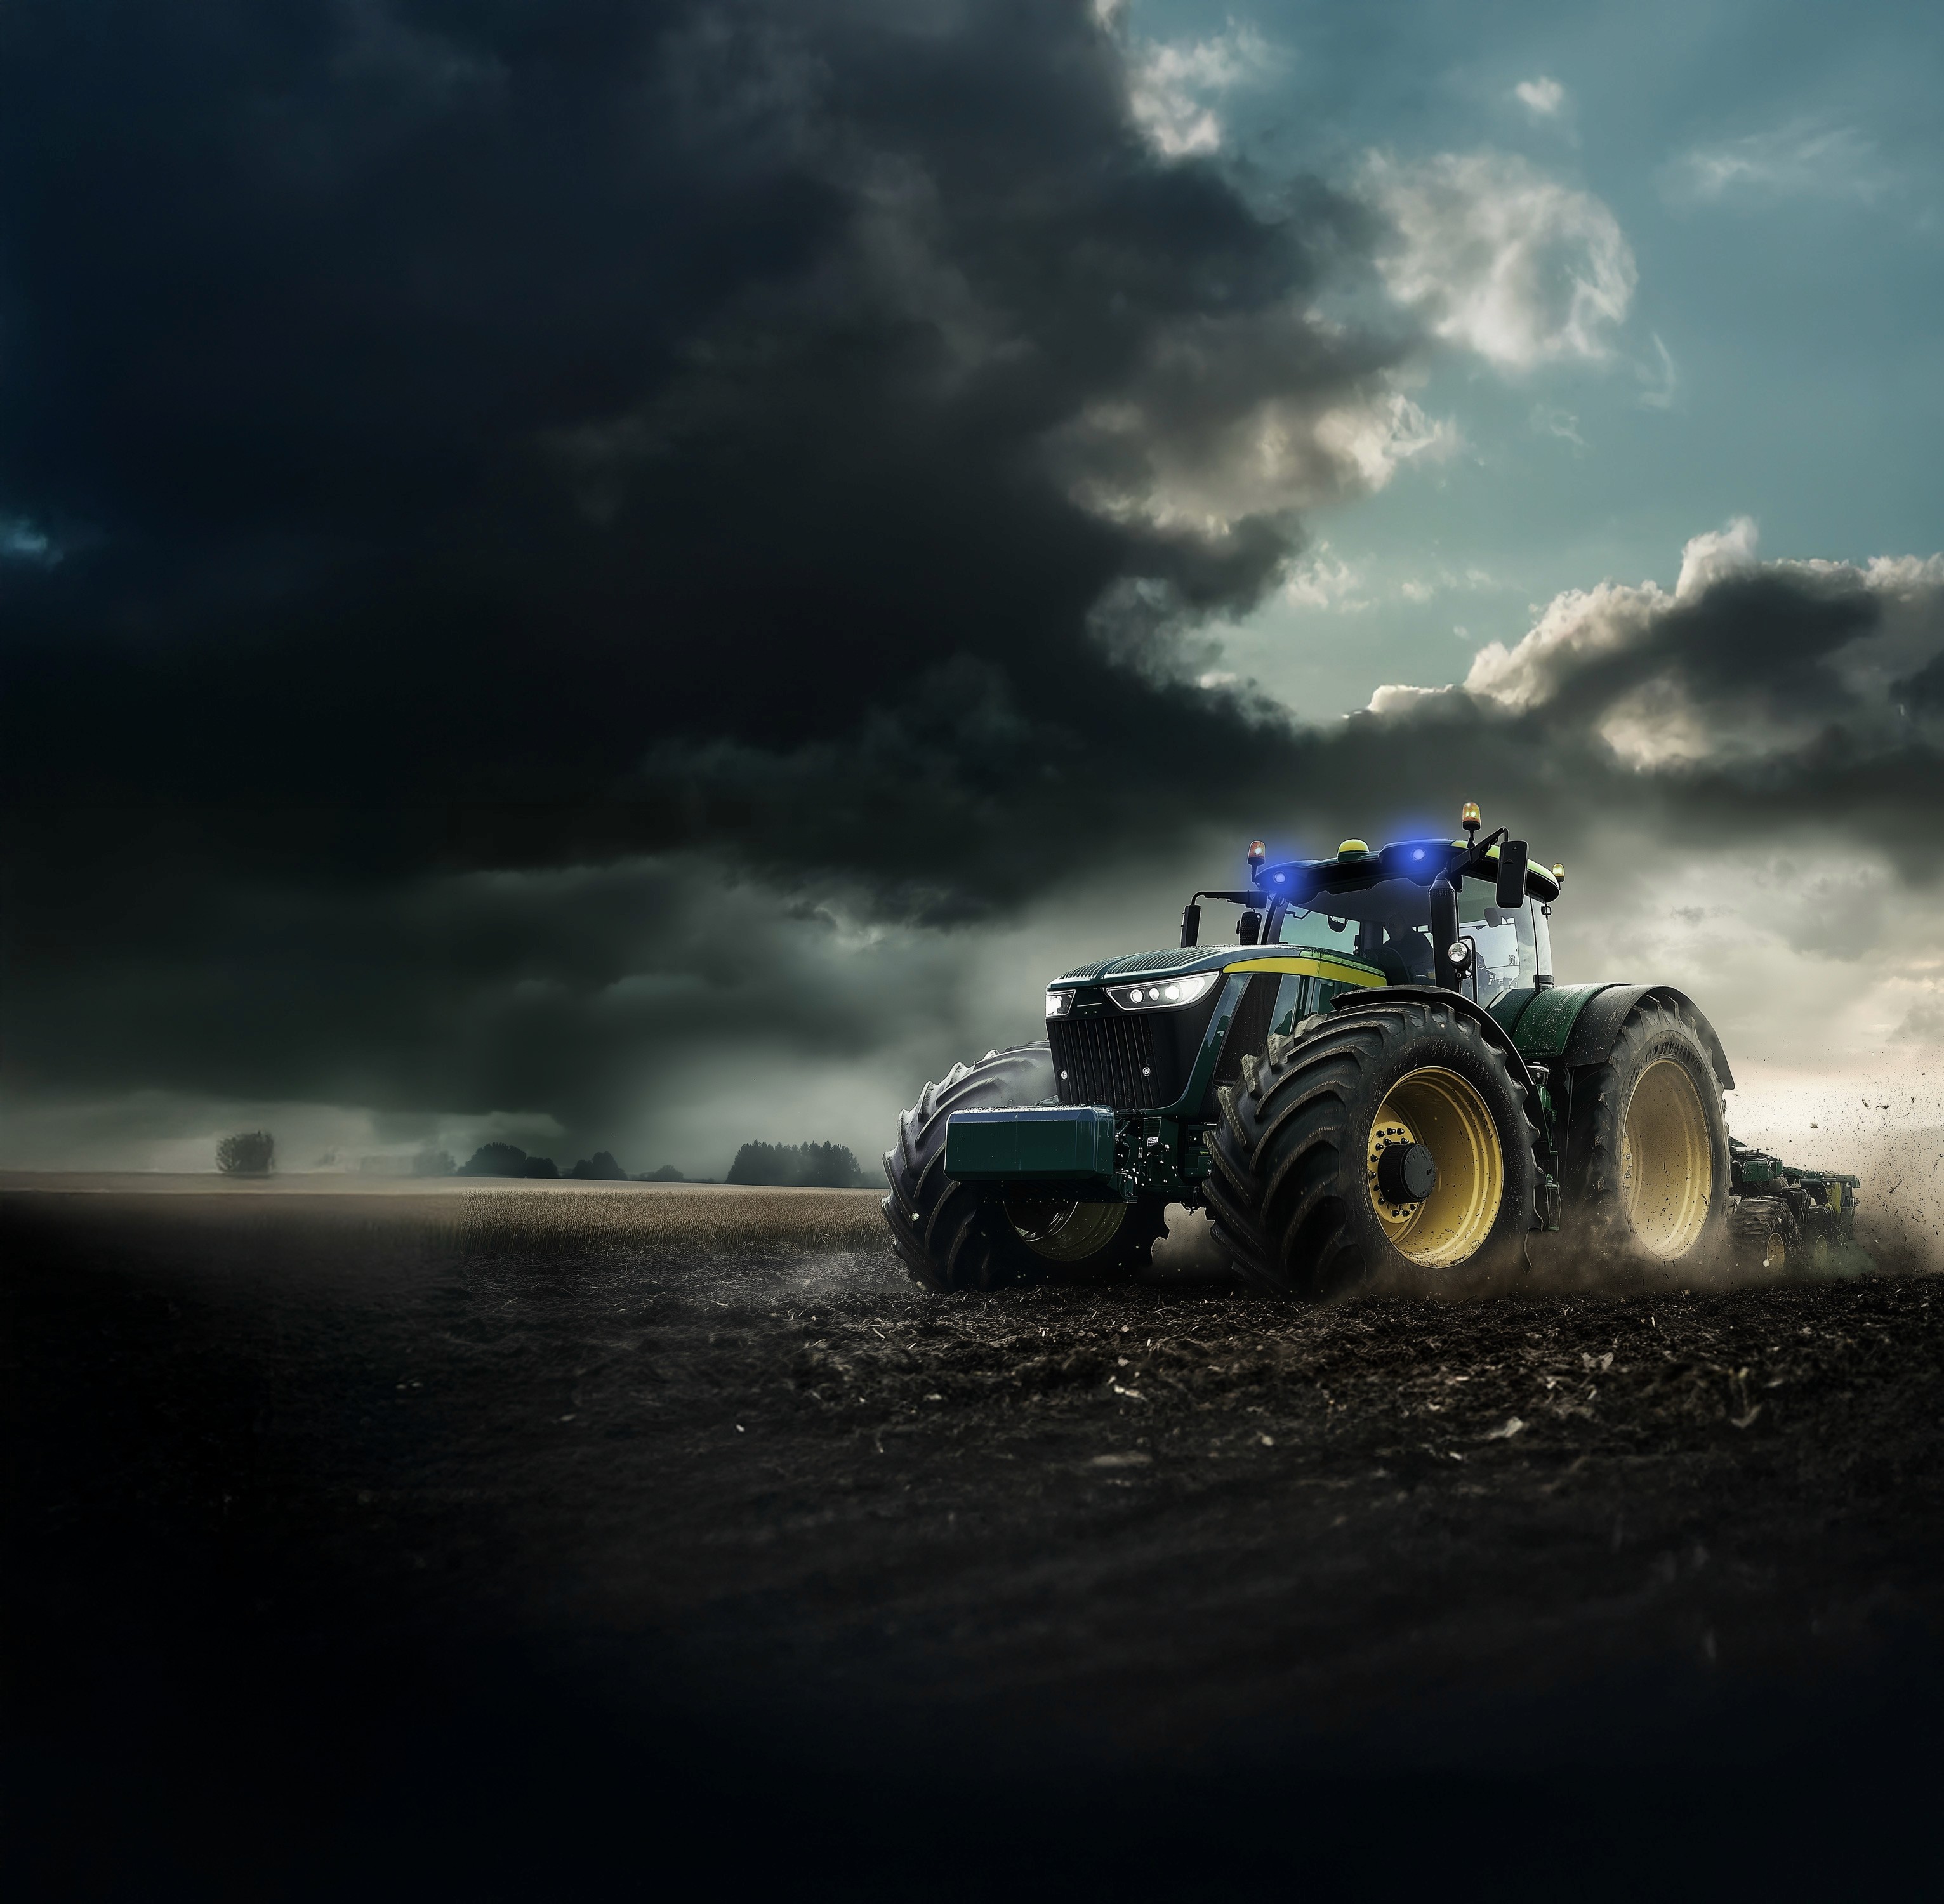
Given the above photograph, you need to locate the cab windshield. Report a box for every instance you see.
[1273,874,1541,999]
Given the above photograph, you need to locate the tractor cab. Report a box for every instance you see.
[1258,845,1559,1003]
[1185,827,1565,1008]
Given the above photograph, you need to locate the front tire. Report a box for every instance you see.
[1205,998,1540,1299]
[880,1044,1167,1291]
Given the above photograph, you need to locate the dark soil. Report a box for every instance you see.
[8,1194,1944,1897]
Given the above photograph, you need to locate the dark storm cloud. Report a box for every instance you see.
[4,3,1943,1151]
[0,0,1387,827]
[0,0,1413,1137]
[1328,553,1944,873]
[604,546,1944,918]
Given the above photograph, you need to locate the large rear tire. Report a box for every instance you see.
[1563,995,1730,1268]
[880,1045,1168,1292]
[1205,998,1540,1299]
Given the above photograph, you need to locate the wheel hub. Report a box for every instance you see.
[1375,1140,1438,1204]
[1006,1196,1127,1262]
[1366,1066,1505,1269]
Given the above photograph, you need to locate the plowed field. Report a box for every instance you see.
[7,1183,1942,1896]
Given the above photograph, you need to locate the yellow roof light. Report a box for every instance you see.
[1460,800,1482,836]
[1337,838,1369,859]
[1552,862,1566,883]
[1247,839,1267,866]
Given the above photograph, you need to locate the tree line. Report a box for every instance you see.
[215,1130,865,1185]
[725,1140,866,1189]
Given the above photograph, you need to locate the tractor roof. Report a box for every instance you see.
[1255,837,1563,909]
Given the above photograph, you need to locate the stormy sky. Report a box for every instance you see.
[3,0,1941,1176]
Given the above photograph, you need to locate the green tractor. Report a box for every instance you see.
[882,804,1863,1295]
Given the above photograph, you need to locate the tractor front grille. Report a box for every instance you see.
[1050,1013,1162,1111]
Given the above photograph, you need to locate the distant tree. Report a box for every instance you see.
[726,1140,865,1188]
[522,1156,560,1179]
[568,1151,628,1180]
[800,1140,864,1189]
[411,1148,456,1177]
[216,1130,275,1175]
[726,1140,790,1186]
[458,1142,527,1177]
[643,1164,685,1182]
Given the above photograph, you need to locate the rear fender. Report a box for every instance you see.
[1558,984,1735,1092]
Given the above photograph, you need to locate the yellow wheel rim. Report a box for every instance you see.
[1007,1196,1127,1262]
[1620,1059,1713,1259]
[1366,1066,1504,1268]
[1762,1229,1786,1273]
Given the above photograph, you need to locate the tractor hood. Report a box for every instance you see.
[1047,944,1382,991]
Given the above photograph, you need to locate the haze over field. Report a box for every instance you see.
[2,0,1941,1189]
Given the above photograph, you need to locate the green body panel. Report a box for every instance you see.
[1156,973,1249,1121]
[1145,956,1384,1121]
[1495,981,1612,1059]
[945,1106,1119,1192]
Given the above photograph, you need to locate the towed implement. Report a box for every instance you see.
[1728,1139,1861,1273]
[882,803,1864,1295]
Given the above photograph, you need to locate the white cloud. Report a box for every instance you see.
[1363,680,1456,716]
[1674,513,1759,600]
[1125,20,1277,158]
[1364,150,1637,368]
[1634,332,1678,410]
[1455,519,1944,775]
[1055,376,1457,543]
[1464,520,1768,715]
[1281,545,1367,611]
[1393,565,1509,606]
[1665,122,1894,207]
[1863,553,1944,594]
[1513,76,1566,118]
[1530,403,1585,448]
[1313,389,1460,490]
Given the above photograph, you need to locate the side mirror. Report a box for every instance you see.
[1496,840,1529,911]
[1179,902,1201,949]
[1236,909,1262,947]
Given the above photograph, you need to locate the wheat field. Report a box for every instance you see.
[0,1174,892,1256]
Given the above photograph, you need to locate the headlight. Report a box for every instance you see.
[1106,970,1222,1011]
[1045,989,1074,1019]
